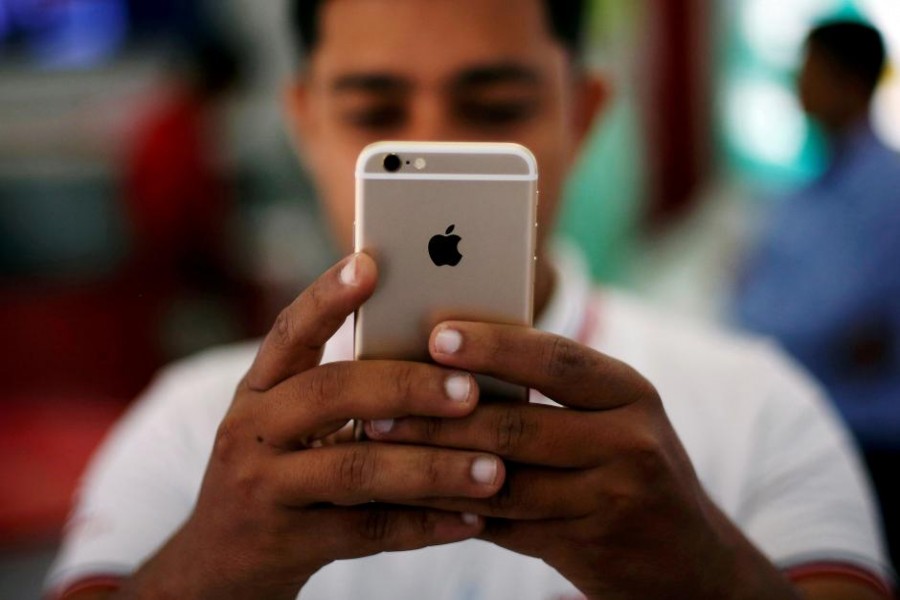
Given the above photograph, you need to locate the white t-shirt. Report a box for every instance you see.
[46,251,892,599]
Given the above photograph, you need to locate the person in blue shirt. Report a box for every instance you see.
[734,20,900,569]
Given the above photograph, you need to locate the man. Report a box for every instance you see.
[47,2,892,598]
[734,21,900,570]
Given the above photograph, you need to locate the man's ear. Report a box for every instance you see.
[572,73,610,148]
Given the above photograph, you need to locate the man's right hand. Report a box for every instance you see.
[106,254,505,600]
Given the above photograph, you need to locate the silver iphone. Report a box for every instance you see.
[354,141,539,400]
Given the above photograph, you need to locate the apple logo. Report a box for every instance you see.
[428,225,463,267]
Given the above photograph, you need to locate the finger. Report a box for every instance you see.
[258,362,478,448]
[308,506,484,559]
[400,464,596,520]
[246,253,377,392]
[429,323,659,411]
[269,443,505,506]
[366,402,618,468]
[479,517,567,559]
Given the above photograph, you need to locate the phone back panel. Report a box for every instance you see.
[354,142,537,363]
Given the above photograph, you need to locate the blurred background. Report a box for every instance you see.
[1,0,898,597]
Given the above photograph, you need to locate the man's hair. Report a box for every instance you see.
[291,0,587,59]
[807,20,886,93]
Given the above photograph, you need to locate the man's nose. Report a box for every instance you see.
[405,95,458,141]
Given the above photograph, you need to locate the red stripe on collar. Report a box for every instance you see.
[785,562,894,598]
[575,297,600,345]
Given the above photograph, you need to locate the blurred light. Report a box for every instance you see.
[34,0,129,69]
[726,78,809,166]
[741,0,842,68]
[857,0,900,152]
[873,71,900,151]
[7,0,55,31]
[0,1,9,41]
[1,0,128,69]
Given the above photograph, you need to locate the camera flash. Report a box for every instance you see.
[414,158,427,170]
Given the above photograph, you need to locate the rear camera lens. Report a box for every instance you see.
[383,154,402,173]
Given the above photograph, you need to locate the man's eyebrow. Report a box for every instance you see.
[331,73,410,94]
[452,63,543,91]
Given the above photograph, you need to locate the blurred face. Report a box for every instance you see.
[798,45,870,134]
[288,0,602,254]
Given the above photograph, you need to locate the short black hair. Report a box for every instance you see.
[291,0,587,59]
[807,20,886,93]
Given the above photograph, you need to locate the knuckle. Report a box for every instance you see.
[273,308,294,349]
[309,362,349,405]
[629,431,667,477]
[488,478,515,513]
[595,475,643,521]
[416,510,435,537]
[302,281,326,316]
[338,447,377,493]
[231,462,268,504]
[493,409,531,455]
[422,417,444,443]
[361,507,392,542]
[605,488,634,520]
[212,416,273,505]
[390,363,419,406]
[423,451,443,487]
[485,331,507,362]
[641,379,663,407]
[213,416,244,464]
[626,370,662,406]
[542,337,588,379]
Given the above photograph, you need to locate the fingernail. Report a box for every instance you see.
[340,255,360,286]
[461,512,479,526]
[471,457,498,485]
[370,419,394,435]
[435,329,463,355]
[445,373,471,403]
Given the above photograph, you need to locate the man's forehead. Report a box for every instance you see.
[312,0,559,76]
[318,0,548,31]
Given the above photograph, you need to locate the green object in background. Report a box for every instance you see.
[554,0,645,286]
[556,97,644,285]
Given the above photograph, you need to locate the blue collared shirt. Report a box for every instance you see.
[734,123,900,450]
